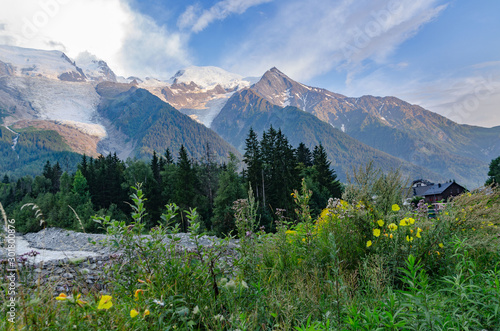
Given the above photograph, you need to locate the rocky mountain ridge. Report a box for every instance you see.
[0,45,497,187]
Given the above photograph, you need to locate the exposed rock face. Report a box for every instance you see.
[95,81,136,98]
[58,71,87,82]
[161,82,228,110]
[252,67,347,123]
[0,60,14,76]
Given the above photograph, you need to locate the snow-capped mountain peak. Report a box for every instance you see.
[0,44,86,81]
[75,51,117,82]
[170,66,251,90]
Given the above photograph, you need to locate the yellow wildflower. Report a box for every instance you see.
[416,228,422,238]
[439,243,444,248]
[56,293,67,301]
[366,241,372,247]
[373,229,381,237]
[388,223,398,231]
[390,234,393,239]
[144,309,150,317]
[134,289,143,301]
[406,235,413,242]
[76,294,87,306]
[392,204,400,212]
[130,309,139,318]
[400,219,408,226]
[98,295,113,310]
[377,219,384,227]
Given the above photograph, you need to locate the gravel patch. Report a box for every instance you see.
[2,227,239,263]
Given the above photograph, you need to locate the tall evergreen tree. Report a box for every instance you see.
[296,143,313,167]
[147,151,164,226]
[313,144,342,199]
[165,148,174,165]
[175,145,197,230]
[212,153,245,235]
[243,128,262,202]
[198,143,219,226]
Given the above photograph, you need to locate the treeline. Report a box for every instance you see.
[0,127,343,235]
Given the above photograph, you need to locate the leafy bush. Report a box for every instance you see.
[2,175,500,330]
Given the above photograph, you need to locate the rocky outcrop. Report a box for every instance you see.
[0,60,14,76]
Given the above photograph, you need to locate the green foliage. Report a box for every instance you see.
[2,173,500,330]
[486,155,500,186]
[212,154,245,235]
[0,126,81,179]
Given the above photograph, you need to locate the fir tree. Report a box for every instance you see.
[175,145,197,230]
[212,153,244,235]
[296,143,313,167]
[313,144,342,198]
[243,128,262,202]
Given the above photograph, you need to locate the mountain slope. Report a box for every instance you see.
[212,89,443,183]
[250,68,497,188]
[0,125,81,178]
[96,83,240,162]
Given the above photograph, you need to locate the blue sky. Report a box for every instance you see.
[0,0,499,127]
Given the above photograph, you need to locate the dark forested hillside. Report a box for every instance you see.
[0,126,81,178]
[212,89,443,183]
[97,85,240,162]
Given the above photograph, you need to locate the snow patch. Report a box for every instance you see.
[7,77,100,125]
[0,45,80,80]
[179,92,235,128]
[341,124,346,133]
[170,66,250,90]
[283,88,291,107]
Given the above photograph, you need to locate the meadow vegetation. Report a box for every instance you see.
[1,163,499,330]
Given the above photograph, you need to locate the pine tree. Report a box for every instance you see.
[165,148,174,165]
[212,153,245,235]
[296,143,313,167]
[243,128,262,202]
[51,162,62,193]
[147,151,164,226]
[313,144,342,199]
[151,151,161,183]
[175,145,197,230]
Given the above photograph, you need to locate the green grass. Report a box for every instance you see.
[1,179,500,330]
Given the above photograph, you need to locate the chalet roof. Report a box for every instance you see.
[423,182,454,196]
[412,185,430,197]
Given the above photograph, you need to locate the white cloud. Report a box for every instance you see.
[224,0,447,81]
[0,0,191,79]
[179,0,273,33]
